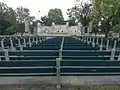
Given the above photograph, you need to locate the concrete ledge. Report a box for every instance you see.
[0,76,120,85]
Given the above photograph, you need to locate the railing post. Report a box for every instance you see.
[39,37,42,43]
[10,39,14,51]
[59,49,62,59]
[100,38,103,51]
[96,38,99,45]
[23,38,26,47]
[77,36,80,40]
[18,39,23,51]
[81,36,83,42]
[4,49,9,61]
[106,40,109,51]
[118,54,120,61]
[56,57,61,90]
[29,38,32,47]
[36,37,38,44]
[89,37,92,43]
[87,37,89,44]
[92,38,95,47]
[84,37,86,43]
[43,37,46,41]
[18,39,21,47]
[1,40,5,50]
[110,49,115,60]
[110,40,116,60]
[61,37,64,49]
[56,37,64,90]
[32,36,35,43]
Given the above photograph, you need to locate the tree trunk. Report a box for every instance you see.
[105,28,109,38]
[119,31,120,38]
[95,32,97,37]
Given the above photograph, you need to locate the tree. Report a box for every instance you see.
[92,0,120,37]
[0,2,9,20]
[111,24,120,37]
[0,2,36,35]
[67,0,92,26]
[41,16,52,26]
[16,7,35,33]
[0,2,17,35]
[16,6,30,24]
[6,8,16,24]
[0,20,12,34]
[66,17,77,26]
[5,8,18,35]
[41,8,65,25]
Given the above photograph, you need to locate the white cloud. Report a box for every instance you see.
[0,0,75,20]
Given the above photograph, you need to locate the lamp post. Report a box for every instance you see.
[38,11,40,20]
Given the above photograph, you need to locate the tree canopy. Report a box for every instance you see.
[41,8,65,26]
[67,0,92,26]
[0,2,35,35]
[1,0,120,37]
[92,0,120,37]
[0,2,16,34]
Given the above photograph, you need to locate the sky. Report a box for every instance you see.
[1,0,76,20]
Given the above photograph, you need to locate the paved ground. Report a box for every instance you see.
[0,76,120,85]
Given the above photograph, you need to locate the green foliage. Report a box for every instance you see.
[15,7,35,34]
[41,8,65,25]
[111,23,120,37]
[48,8,65,25]
[6,25,17,35]
[0,2,35,35]
[16,6,30,23]
[0,2,18,35]
[0,2,9,20]
[93,0,120,19]
[0,20,12,35]
[16,23,25,33]
[67,0,92,26]
[67,17,77,26]
[6,8,16,24]
[0,2,16,35]
[41,16,52,26]
[92,0,120,37]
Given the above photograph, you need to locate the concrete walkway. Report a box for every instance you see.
[0,76,120,85]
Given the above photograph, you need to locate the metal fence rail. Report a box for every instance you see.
[0,36,120,89]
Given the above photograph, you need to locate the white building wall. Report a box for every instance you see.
[36,22,86,36]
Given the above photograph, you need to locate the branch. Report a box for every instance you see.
[98,9,107,20]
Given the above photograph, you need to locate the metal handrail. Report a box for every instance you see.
[0,73,55,76]
[61,73,120,75]
[0,66,54,69]
[61,66,120,68]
